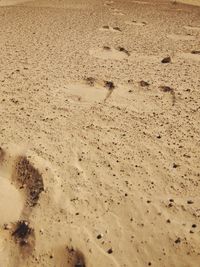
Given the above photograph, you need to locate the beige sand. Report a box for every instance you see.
[0,0,200,266]
[178,0,200,6]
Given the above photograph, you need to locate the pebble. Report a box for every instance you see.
[107,248,113,254]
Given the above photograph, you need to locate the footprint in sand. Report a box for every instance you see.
[0,146,44,265]
[131,0,149,4]
[0,0,33,6]
[125,20,147,26]
[178,52,200,62]
[65,78,115,103]
[104,0,114,6]
[167,33,195,41]
[100,25,122,32]
[0,146,63,266]
[89,46,130,60]
[184,25,200,31]
[54,246,86,267]
[113,10,125,16]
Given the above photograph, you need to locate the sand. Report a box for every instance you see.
[178,0,200,6]
[0,0,200,266]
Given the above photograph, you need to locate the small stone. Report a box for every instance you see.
[173,163,179,168]
[175,237,181,244]
[97,234,103,239]
[104,81,115,90]
[187,200,194,204]
[139,80,150,87]
[103,46,111,50]
[166,219,171,223]
[161,56,171,63]
[192,224,197,228]
[107,248,113,254]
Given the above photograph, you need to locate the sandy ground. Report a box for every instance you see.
[178,0,200,6]
[0,0,200,266]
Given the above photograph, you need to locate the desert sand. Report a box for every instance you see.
[0,0,200,266]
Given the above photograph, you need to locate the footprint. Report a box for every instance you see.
[0,145,61,266]
[131,0,149,4]
[104,0,114,6]
[89,46,129,60]
[0,147,44,225]
[178,52,200,62]
[54,246,87,267]
[167,33,195,41]
[125,20,147,26]
[159,86,176,106]
[65,78,114,103]
[184,25,200,31]
[100,25,122,32]
[0,146,45,264]
[113,11,125,16]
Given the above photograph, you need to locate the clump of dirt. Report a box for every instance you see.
[139,80,150,87]
[12,220,35,255]
[191,50,200,55]
[85,77,96,86]
[104,81,115,90]
[66,247,86,267]
[117,46,130,56]
[14,156,44,207]
[12,220,32,241]
[104,81,115,102]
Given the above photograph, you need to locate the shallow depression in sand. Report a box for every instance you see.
[0,0,33,6]
[65,83,107,102]
[0,176,23,225]
[167,33,195,41]
[89,47,129,60]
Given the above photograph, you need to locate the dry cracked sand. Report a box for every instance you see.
[0,0,200,266]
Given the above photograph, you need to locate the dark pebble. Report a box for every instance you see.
[107,248,113,254]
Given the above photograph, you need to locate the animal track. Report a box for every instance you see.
[89,46,130,60]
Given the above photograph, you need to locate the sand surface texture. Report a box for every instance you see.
[0,0,200,266]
